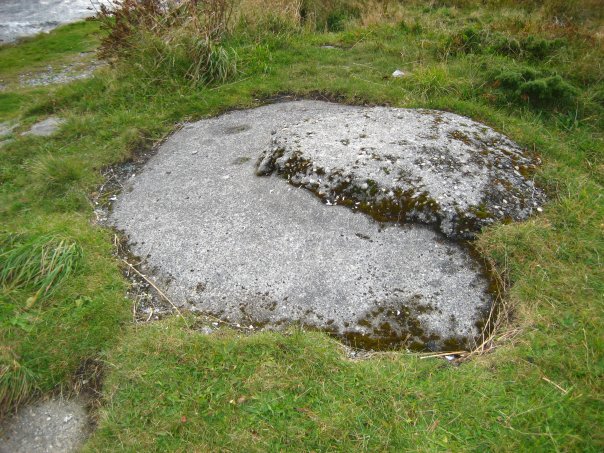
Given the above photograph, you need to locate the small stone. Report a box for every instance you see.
[392,69,406,78]
[22,117,65,137]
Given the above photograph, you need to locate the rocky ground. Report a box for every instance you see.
[16,56,105,89]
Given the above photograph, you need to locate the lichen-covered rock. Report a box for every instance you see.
[257,106,545,238]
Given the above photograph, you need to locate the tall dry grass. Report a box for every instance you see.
[98,0,239,85]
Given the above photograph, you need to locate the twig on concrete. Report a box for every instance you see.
[121,258,189,327]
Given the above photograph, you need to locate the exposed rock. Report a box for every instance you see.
[0,121,17,148]
[257,106,545,239]
[17,58,105,88]
[0,398,90,453]
[0,121,17,137]
[22,117,64,137]
[199,326,214,335]
[108,101,507,350]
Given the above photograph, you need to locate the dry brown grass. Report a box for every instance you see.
[238,0,302,22]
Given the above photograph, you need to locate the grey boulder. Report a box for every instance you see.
[257,105,545,238]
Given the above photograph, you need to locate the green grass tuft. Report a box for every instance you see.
[0,233,83,301]
[0,349,37,417]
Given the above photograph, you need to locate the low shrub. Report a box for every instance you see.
[299,0,363,31]
[422,0,603,23]
[444,26,566,60]
[397,19,423,35]
[491,67,579,108]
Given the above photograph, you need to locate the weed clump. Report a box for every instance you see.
[0,348,37,418]
[98,0,238,86]
[444,26,566,60]
[492,67,579,108]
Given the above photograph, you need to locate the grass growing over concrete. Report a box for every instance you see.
[1,1,603,450]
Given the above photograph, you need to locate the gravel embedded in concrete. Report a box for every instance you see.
[108,101,511,349]
[0,398,89,453]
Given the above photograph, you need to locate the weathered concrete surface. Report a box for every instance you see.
[108,101,510,349]
[0,398,89,453]
[22,117,64,137]
[258,105,545,239]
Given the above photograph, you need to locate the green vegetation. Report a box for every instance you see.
[97,0,238,86]
[1,0,602,450]
[0,232,83,299]
[0,21,102,86]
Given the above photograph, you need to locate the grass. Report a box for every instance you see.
[0,0,602,450]
[0,232,83,300]
[84,319,600,451]
[0,21,102,87]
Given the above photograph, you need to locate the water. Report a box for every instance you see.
[0,0,107,43]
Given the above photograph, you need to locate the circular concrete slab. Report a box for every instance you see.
[108,101,529,350]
